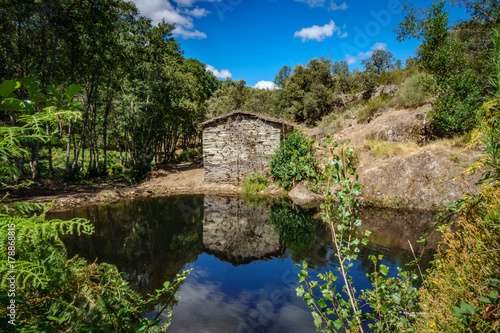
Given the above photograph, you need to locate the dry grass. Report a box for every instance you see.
[317,109,356,134]
[363,139,419,158]
[427,134,471,150]
[356,94,396,124]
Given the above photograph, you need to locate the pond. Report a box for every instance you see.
[50,195,439,332]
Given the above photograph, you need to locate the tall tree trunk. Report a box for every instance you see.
[30,140,40,180]
[102,98,110,176]
[46,122,53,175]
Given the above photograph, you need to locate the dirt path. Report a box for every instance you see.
[2,163,245,211]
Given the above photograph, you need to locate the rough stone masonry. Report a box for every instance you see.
[202,111,289,183]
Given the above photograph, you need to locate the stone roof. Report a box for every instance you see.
[201,111,289,128]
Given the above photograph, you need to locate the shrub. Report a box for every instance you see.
[357,94,394,124]
[269,131,321,191]
[241,173,268,195]
[429,69,482,135]
[416,187,500,332]
[174,148,199,163]
[398,73,432,108]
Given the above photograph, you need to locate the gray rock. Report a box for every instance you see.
[288,184,322,206]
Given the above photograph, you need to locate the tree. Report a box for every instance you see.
[274,64,291,90]
[361,49,396,75]
[331,60,351,93]
[395,0,489,135]
[282,58,334,123]
[450,0,500,25]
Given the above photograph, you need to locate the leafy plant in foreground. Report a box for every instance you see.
[296,138,420,332]
[296,139,368,332]
[0,201,191,331]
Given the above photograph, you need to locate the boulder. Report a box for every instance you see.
[288,183,322,206]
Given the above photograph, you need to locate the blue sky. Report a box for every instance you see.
[131,0,469,88]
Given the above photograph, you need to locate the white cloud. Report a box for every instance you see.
[254,81,277,90]
[294,0,326,7]
[173,0,221,7]
[346,42,387,64]
[174,26,207,39]
[294,20,345,42]
[329,1,348,11]
[206,64,232,79]
[183,7,210,18]
[130,0,212,39]
[372,42,387,51]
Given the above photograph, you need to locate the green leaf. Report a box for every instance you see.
[478,297,491,304]
[312,312,322,328]
[47,84,62,103]
[65,84,82,102]
[353,183,361,196]
[333,319,342,330]
[460,301,475,315]
[296,286,305,297]
[317,299,327,308]
[303,293,313,301]
[0,80,20,98]
[0,97,25,111]
[489,290,498,300]
[380,265,389,276]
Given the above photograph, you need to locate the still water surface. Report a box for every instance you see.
[51,195,438,332]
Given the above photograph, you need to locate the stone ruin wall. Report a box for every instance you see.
[203,115,282,183]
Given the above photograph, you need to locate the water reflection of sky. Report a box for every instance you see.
[168,254,315,333]
[53,194,439,332]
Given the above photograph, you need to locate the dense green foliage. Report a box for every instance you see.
[361,49,396,76]
[397,73,432,109]
[0,75,189,331]
[411,25,500,333]
[269,131,321,190]
[206,54,417,126]
[0,1,219,182]
[397,0,494,135]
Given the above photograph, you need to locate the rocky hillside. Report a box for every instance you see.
[301,103,483,210]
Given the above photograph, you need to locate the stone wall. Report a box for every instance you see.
[203,114,283,182]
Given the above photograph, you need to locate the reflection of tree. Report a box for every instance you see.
[54,195,205,295]
[269,200,319,254]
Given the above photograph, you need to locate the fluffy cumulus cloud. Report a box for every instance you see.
[294,20,346,42]
[130,0,215,39]
[254,81,277,90]
[206,64,232,79]
[346,42,387,64]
